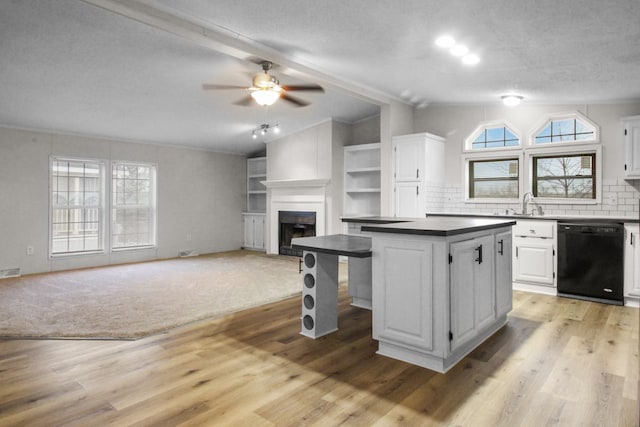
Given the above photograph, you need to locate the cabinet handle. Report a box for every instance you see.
[516,246,518,258]
[416,186,419,196]
[416,169,419,179]
[475,244,483,264]
[498,239,504,255]
[298,258,303,274]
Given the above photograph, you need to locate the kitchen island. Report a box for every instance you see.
[363,217,515,373]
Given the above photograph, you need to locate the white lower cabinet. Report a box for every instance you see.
[624,223,640,299]
[242,213,265,251]
[371,226,512,373]
[512,220,556,288]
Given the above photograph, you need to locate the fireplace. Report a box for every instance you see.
[279,211,316,256]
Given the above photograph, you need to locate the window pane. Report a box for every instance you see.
[535,117,595,144]
[534,154,595,199]
[469,158,519,199]
[112,163,156,249]
[50,159,104,255]
[474,181,519,198]
[470,125,520,149]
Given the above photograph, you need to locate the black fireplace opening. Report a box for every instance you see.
[279,211,316,256]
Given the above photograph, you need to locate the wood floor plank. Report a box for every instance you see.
[0,286,637,426]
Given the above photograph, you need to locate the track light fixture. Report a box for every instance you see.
[251,123,280,139]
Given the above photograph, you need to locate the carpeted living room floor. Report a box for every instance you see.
[0,250,346,340]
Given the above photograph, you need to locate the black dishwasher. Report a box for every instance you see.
[557,222,624,305]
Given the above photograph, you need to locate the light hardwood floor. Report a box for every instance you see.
[0,288,638,426]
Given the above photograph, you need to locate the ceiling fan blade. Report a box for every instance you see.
[202,84,247,90]
[282,84,324,92]
[233,95,255,106]
[281,93,310,107]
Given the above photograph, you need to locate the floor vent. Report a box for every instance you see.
[0,268,21,279]
[178,250,199,258]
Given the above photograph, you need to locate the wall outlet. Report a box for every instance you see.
[186,234,192,241]
[26,246,34,255]
[607,194,617,205]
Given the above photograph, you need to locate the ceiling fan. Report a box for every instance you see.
[203,61,324,107]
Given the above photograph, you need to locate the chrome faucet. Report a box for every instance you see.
[522,192,534,215]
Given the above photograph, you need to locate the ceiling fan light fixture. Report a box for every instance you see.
[502,94,524,107]
[251,89,281,106]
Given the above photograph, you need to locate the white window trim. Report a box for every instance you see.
[527,110,600,148]
[524,144,602,205]
[49,155,107,258]
[462,151,524,204]
[110,161,158,251]
[463,119,522,153]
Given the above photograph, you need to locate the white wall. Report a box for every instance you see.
[413,102,640,217]
[347,114,381,146]
[0,127,246,275]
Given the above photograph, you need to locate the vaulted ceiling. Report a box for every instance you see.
[1,0,639,155]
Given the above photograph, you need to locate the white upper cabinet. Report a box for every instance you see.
[623,116,640,179]
[393,133,445,217]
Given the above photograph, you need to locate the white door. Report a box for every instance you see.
[450,239,478,350]
[395,182,422,217]
[495,230,513,317]
[394,139,423,182]
[513,238,555,285]
[474,235,495,332]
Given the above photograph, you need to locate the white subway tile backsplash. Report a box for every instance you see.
[434,181,639,218]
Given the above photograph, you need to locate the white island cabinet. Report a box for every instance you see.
[363,217,515,373]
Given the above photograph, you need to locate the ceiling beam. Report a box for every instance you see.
[79,0,404,106]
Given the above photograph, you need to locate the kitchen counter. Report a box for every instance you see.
[342,213,639,224]
[361,217,516,236]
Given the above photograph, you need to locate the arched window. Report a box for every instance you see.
[530,111,599,145]
[465,121,521,151]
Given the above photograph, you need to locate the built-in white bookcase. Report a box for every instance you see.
[247,157,266,213]
[344,143,381,216]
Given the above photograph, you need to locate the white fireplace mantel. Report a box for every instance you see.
[264,179,330,254]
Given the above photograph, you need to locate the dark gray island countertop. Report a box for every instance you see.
[362,217,516,236]
[291,234,372,257]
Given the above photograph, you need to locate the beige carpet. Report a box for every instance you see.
[0,250,329,340]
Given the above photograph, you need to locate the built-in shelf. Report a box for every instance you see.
[344,143,381,217]
[247,157,266,213]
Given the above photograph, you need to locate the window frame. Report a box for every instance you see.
[110,161,158,252]
[49,156,106,258]
[528,111,599,148]
[524,144,602,205]
[462,151,524,204]
[464,120,522,153]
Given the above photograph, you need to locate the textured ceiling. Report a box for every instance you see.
[1,0,639,154]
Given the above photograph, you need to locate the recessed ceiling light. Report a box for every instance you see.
[435,35,455,48]
[462,53,480,65]
[449,44,469,57]
[501,95,524,107]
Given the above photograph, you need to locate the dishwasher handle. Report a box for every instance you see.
[475,244,483,264]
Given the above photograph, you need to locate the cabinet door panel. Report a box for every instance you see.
[254,216,265,249]
[475,235,496,331]
[513,240,554,285]
[625,119,640,178]
[496,230,513,317]
[243,216,254,248]
[395,182,421,218]
[394,140,423,182]
[624,224,640,296]
[373,240,434,352]
[450,239,477,349]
